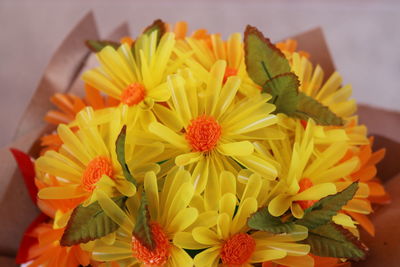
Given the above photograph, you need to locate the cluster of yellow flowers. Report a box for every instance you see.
[19,21,388,267]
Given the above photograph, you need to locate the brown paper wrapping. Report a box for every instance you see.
[0,12,130,265]
[0,14,399,266]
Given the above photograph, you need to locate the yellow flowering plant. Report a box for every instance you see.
[12,20,389,267]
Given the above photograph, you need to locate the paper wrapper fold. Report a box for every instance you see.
[0,14,399,266]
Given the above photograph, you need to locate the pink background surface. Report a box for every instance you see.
[1,0,399,147]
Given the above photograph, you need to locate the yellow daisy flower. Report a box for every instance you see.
[291,52,355,120]
[266,120,361,219]
[148,60,281,194]
[91,169,197,267]
[173,30,260,96]
[82,31,176,124]
[282,49,369,145]
[36,107,163,206]
[173,172,310,267]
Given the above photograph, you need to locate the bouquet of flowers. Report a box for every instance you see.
[12,18,390,267]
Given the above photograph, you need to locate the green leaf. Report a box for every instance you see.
[60,196,127,246]
[116,125,136,186]
[297,182,359,230]
[263,72,300,115]
[293,92,343,126]
[142,19,166,45]
[85,40,120,53]
[244,25,290,86]
[133,192,155,250]
[248,207,296,234]
[304,223,368,260]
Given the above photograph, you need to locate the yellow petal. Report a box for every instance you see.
[250,249,287,262]
[292,183,337,201]
[219,193,237,220]
[255,225,309,242]
[234,154,278,180]
[168,74,192,125]
[96,190,133,233]
[214,76,241,119]
[192,227,220,246]
[267,242,310,256]
[169,246,194,267]
[343,199,372,214]
[204,160,220,211]
[268,194,293,217]
[173,232,209,250]
[114,179,136,197]
[35,156,82,182]
[206,60,225,116]
[192,158,209,194]
[152,103,184,132]
[166,208,198,234]
[333,213,357,228]
[176,152,202,166]
[165,182,194,226]
[217,213,230,240]
[231,197,258,234]
[193,247,220,267]
[291,203,305,219]
[57,124,92,164]
[82,69,121,99]
[313,157,359,183]
[230,114,278,134]
[54,209,73,229]
[144,171,159,220]
[100,232,116,245]
[303,142,348,178]
[161,168,191,214]
[148,122,189,150]
[190,211,218,229]
[241,173,262,201]
[38,185,86,199]
[218,141,254,156]
[219,171,237,197]
[147,82,171,102]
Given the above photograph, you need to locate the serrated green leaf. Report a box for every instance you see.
[297,182,358,230]
[244,25,290,86]
[264,72,300,115]
[133,192,155,250]
[85,40,120,53]
[116,126,136,186]
[248,207,296,234]
[60,196,127,246]
[142,19,166,45]
[304,223,368,260]
[293,92,343,126]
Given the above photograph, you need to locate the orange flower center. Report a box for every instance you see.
[185,115,222,152]
[132,222,170,266]
[82,156,113,192]
[220,233,256,265]
[297,178,317,210]
[223,66,238,83]
[121,83,146,106]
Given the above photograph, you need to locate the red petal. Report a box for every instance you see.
[16,213,49,264]
[10,148,37,203]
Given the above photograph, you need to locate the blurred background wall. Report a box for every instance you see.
[0,0,399,147]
